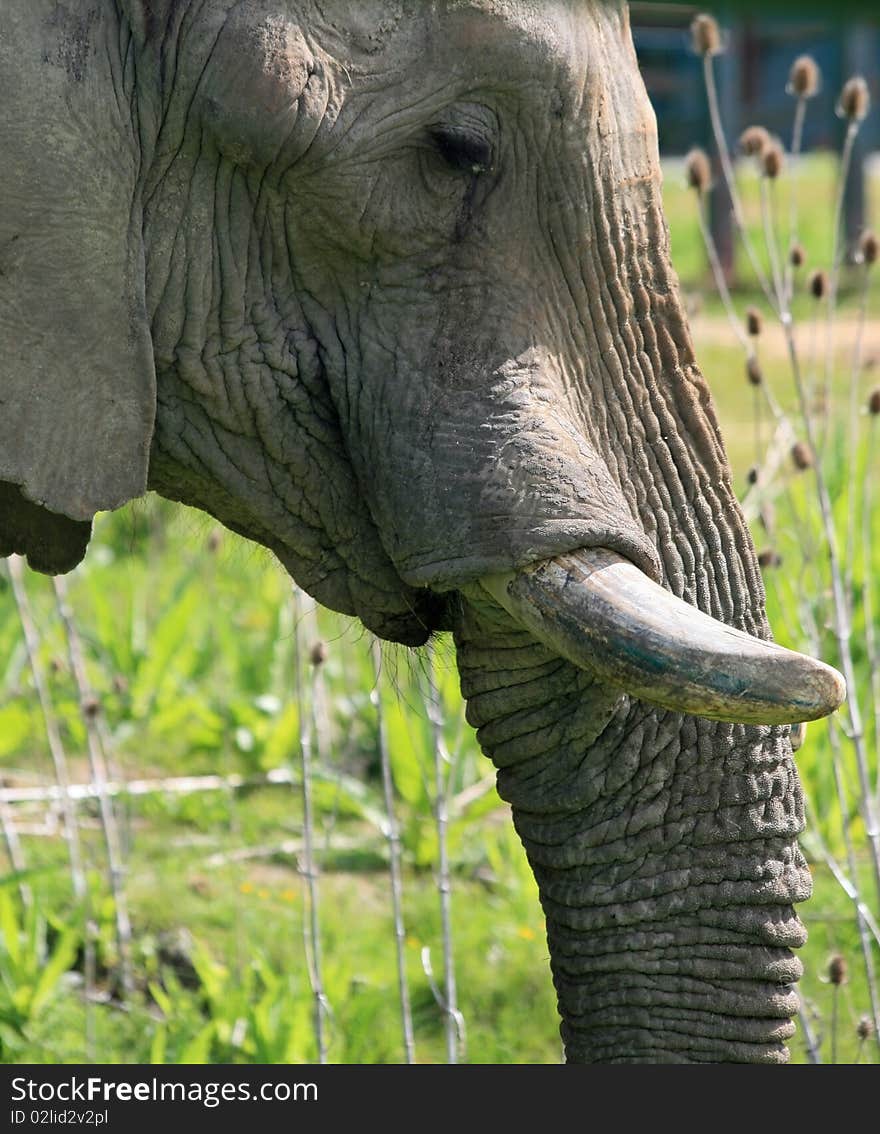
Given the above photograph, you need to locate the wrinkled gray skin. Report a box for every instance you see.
[1,1,813,1061]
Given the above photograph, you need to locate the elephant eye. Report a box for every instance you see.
[428,125,493,175]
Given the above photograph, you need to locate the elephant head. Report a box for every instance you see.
[0,1,846,1062]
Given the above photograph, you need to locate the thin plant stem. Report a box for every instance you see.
[803,793,880,950]
[292,587,329,1063]
[739,418,797,526]
[755,174,825,649]
[746,128,880,1053]
[765,480,823,646]
[831,983,840,1064]
[223,737,246,989]
[765,571,806,648]
[844,263,872,607]
[821,120,860,451]
[5,558,86,899]
[784,94,808,307]
[423,642,461,1064]
[0,795,31,908]
[802,792,880,1054]
[827,722,880,1043]
[310,645,345,857]
[760,178,785,316]
[798,1003,822,1065]
[696,193,752,354]
[370,637,416,1064]
[804,297,823,420]
[702,52,777,311]
[5,558,96,1057]
[759,157,880,923]
[695,191,791,432]
[0,767,297,804]
[788,330,880,918]
[864,419,880,808]
[53,575,134,999]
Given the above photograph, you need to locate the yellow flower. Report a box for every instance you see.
[517,926,535,941]
[240,881,254,894]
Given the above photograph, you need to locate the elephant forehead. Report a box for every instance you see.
[393,0,650,156]
[436,0,593,62]
[428,1,625,91]
[311,0,623,98]
[418,1,657,189]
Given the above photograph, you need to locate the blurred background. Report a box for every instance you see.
[634,2,880,262]
[1,3,878,1066]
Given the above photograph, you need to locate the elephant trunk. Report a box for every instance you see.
[454,595,813,1063]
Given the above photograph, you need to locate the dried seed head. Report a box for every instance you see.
[746,306,763,336]
[684,147,712,195]
[112,674,128,696]
[81,696,102,719]
[809,268,828,299]
[757,549,781,569]
[788,55,820,99]
[762,140,784,179]
[791,440,813,470]
[309,640,328,667]
[828,954,848,985]
[206,528,223,553]
[691,13,722,57]
[746,356,763,386]
[859,230,878,266]
[837,76,870,122]
[856,1015,874,1041]
[789,721,807,751]
[789,241,806,268]
[739,125,771,157]
[868,388,880,415]
[746,466,759,486]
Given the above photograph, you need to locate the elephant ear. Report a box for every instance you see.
[0,2,155,574]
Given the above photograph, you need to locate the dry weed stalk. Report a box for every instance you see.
[4,558,97,1056]
[5,558,86,899]
[421,641,464,1063]
[693,15,880,1053]
[0,794,31,908]
[693,14,777,311]
[370,636,416,1063]
[291,586,330,1062]
[53,574,134,998]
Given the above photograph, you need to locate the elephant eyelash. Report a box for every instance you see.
[428,126,493,175]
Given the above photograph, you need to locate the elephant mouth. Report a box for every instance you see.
[473,547,846,727]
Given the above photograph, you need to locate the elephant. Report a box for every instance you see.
[0,0,847,1063]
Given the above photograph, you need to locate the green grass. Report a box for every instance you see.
[0,502,563,1064]
[663,151,880,308]
[1,155,879,1066]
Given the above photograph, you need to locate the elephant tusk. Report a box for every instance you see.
[479,548,846,726]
